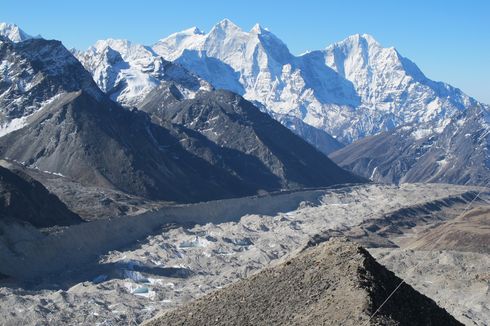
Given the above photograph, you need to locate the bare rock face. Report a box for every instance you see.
[143,238,462,326]
[140,88,364,191]
[0,91,252,202]
[0,165,82,228]
[0,37,103,130]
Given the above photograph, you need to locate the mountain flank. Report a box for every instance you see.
[0,165,82,227]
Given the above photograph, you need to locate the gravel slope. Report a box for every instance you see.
[404,206,490,253]
[371,249,490,326]
[144,238,462,326]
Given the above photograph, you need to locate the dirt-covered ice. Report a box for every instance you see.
[0,183,485,325]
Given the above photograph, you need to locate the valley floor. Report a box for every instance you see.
[0,183,488,325]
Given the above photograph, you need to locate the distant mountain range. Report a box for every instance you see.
[0,23,362,205]
[151,19,484,143]
[1,19,488,195]
[71,19,490,185]
[331,106,490,185]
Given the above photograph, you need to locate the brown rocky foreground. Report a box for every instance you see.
[143,238,461,326]
[405,206,490,254]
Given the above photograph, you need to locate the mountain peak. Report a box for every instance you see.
[360,33,379,44]
[326,33,382,52]
[343,33,381,47]
[212,18,242,33]
[93,38,131,52]
[250,23,267,34]
[0,22,32,42]
[184,26,204,35]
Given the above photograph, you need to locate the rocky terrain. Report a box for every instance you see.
[365,204,490,326]
[331,105,490,186]
[403,206,490,253]
[0,183,484,325]
[0,36,103,134]
[0,164,81,227]
[140,88,362,190]
[0,159,167,220]
[144,238,462,326]
[371,248,489,326]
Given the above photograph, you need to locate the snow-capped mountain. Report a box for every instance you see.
[149,19,490,185]
[0,27,363,201]
[324,34,489,185]
[152,19,485,145]
[331,104,490,185]
[153,19,360,145]
[0,22,32,42]
[0,36,102,136]
[75,39,212,107]
[76,23,346,153]
[5,19,486,186]
[322,33,479,139]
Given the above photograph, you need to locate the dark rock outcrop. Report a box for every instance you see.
[140,88,364,191]
[0,165,82,227]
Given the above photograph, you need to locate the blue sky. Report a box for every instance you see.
[2,0,489,103]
